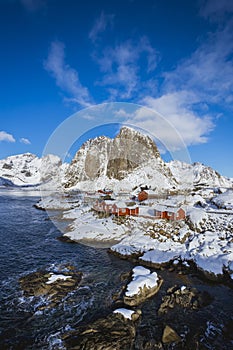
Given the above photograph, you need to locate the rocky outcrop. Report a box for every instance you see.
[158,285,212,314]
[19,265,82,309]
[62,312,138,350]
[64,126,165,186]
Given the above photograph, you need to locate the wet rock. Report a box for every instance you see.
[56,235,77,243]
[162,325,181,344]
[19,265,82,309]
[33,203,46,211]
[158,285,212,314]
[62,312,137,350]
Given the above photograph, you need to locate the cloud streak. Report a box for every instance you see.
[20,137,31,145]
[0,131,15,143]
[95,37,159,99]
[163,21,233,109]
[44,41,92,108]
[89,11,114,43]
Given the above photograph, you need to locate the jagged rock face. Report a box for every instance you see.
[64,127,162,187]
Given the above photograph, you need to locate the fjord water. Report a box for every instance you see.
[0,190,133,349]
[0,190,233,349]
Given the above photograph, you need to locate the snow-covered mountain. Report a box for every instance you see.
[0,153,66,187]
[63,126,177,191]
[168,160,232,189]
[0,127,232,191]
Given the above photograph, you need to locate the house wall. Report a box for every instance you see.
[154,208,186,221]
[177,208,186,220]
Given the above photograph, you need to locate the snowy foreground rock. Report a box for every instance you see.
[123,266,163,306]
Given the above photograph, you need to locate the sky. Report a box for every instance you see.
[0,0,233,177]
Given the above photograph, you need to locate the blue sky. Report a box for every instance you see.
[0,0,233,177]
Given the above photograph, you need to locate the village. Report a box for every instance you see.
[89,186,186,221]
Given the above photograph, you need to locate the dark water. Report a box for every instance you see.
[0,192,133,349]
[0,191,233,349]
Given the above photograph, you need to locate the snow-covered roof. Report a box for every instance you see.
[104,199,115,205]
[114,200,127,208]
[145,189,157,195]
[154,204,183,213]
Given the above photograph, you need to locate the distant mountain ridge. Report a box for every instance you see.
[0,127,232,190]
[0,153,65,187]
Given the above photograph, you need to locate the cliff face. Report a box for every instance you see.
[64,126,162,187]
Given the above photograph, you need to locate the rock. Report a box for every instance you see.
[124,277,163,306]
[63,126,175,187]
[158,285,212,314]
[19,265,82,310]
[123,268,163,307]
[56,235,77,243]
[62,312,136,350]
[162,325,181,344]
[131,309,142,322]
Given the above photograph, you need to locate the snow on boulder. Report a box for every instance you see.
[123,266,163,306]
[113,308,141,321]
[186,207,208,231]
[46,273,72,285]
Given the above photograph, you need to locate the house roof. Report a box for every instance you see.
[104,200,115,205]
[154,204,184,213]
[145,189,157,195]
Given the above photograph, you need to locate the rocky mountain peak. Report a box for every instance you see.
[64,126,162,187]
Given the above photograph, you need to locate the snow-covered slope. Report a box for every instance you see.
[168,160,232,189]
[0,153,42,186]
[211,189,233,209]
[0,153,66,187]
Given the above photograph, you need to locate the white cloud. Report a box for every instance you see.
[95,37,159,99]
[44,41,92,108]
[112,92,214,153]
[0,131,15,143]
[20,137,31,145]
[140,92,214,148]
[89,11,114,43]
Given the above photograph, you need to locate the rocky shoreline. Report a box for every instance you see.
[109,247,233,286]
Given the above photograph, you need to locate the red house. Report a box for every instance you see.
[154,205,185,221]
[138,190,148,202]
[138,189,158,202]
[93,200,139,216]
